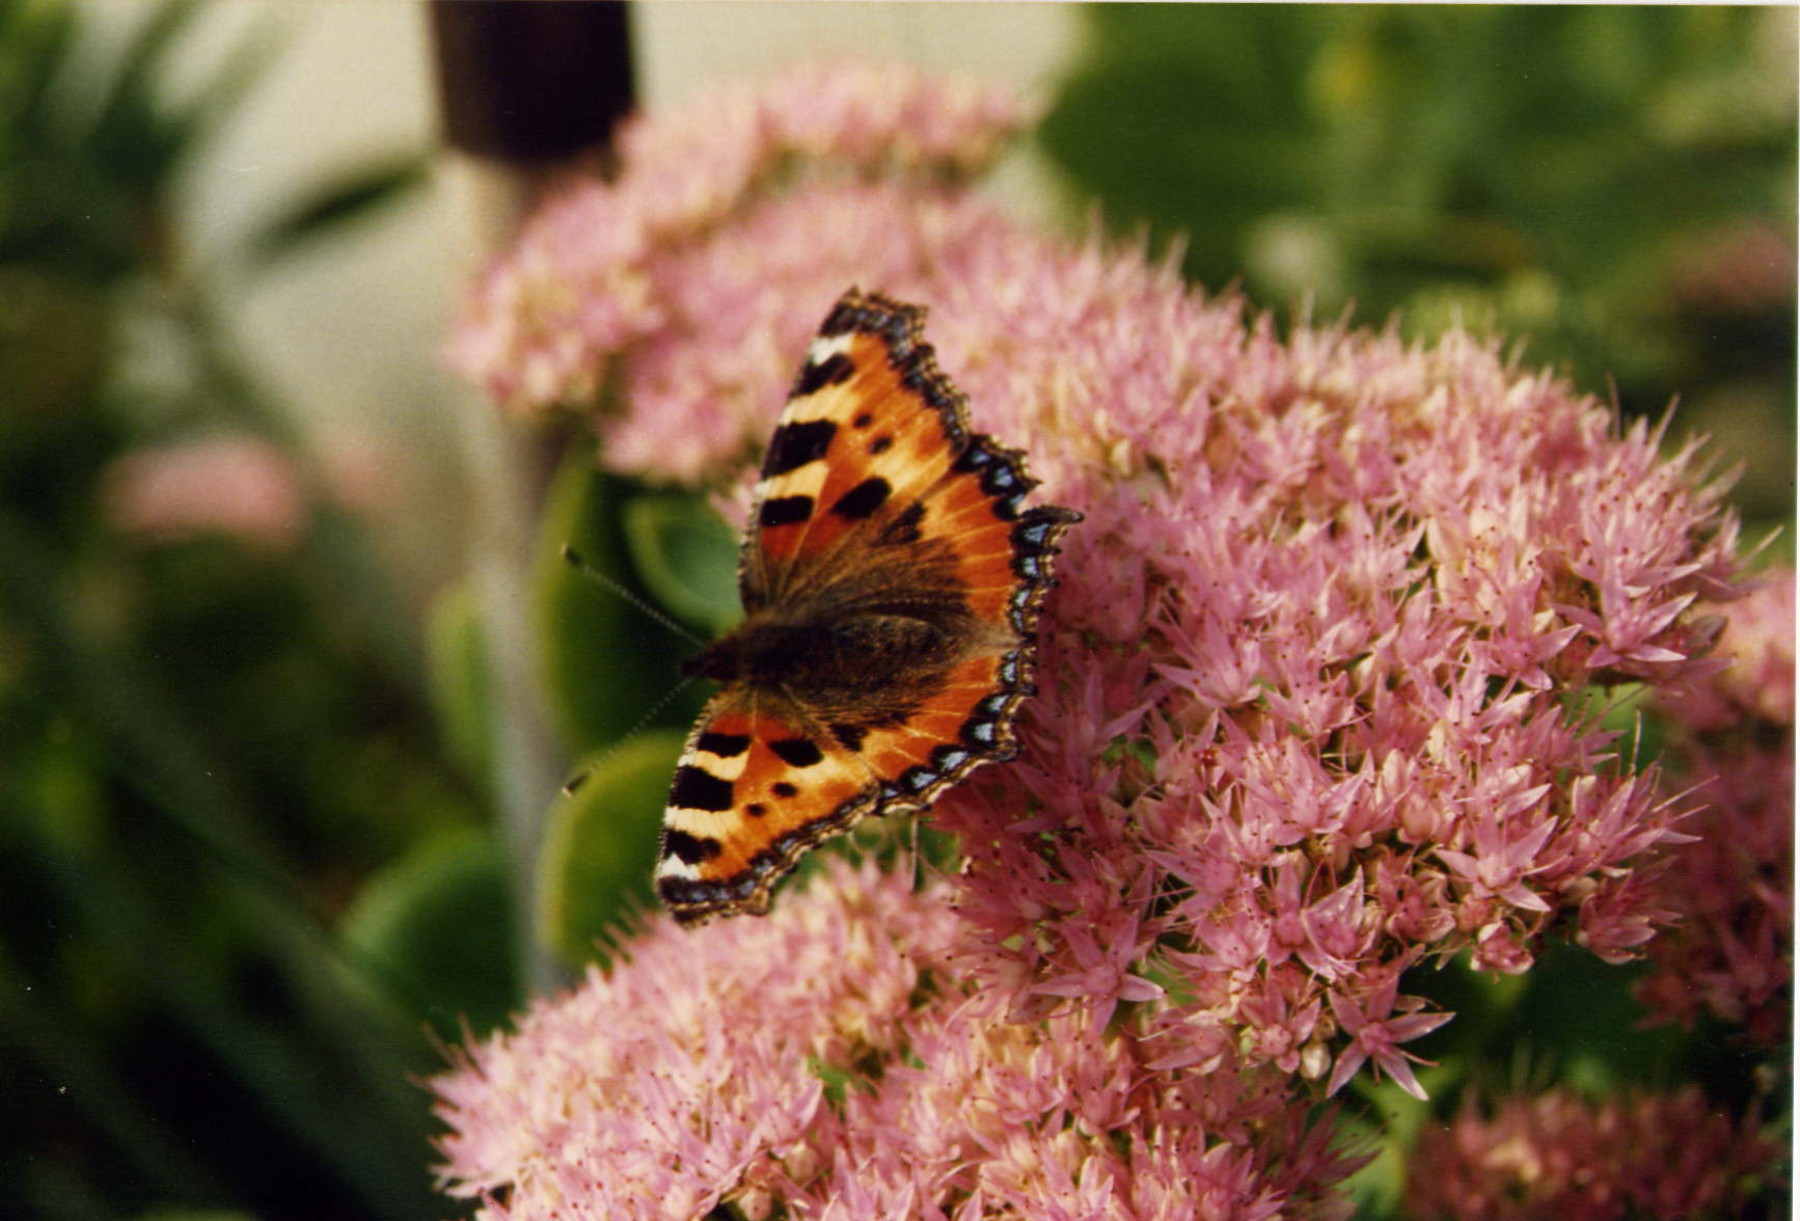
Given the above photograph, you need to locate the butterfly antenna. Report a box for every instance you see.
[560,544,707,646]
[561,672,702,796]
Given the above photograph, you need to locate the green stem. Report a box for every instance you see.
[456,397,569,995]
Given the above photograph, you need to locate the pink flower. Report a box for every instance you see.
[434,860,951,1220]
[1322,966,1451,1101]
[1403,1085,1781,1221]
[102,434,309,551]
[1657,565,1794,730]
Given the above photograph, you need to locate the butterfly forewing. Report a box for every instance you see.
[743,313,971,608]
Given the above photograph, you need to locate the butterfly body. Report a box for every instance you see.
[685,610,962,712]
[657,289,1079,925]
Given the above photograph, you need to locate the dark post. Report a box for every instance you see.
[430,0,635,170]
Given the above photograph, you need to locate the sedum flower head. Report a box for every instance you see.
[1402,1085,1781,1221]
[435,860,1357,1221]
[438,64,1767,1219]
[102,434,309,551]
[1636,569,1793,1044]
[448,61,1028,437]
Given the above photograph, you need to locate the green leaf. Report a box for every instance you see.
[84,0,278,197]
[536,731,684,965]
[89,0,200,130]
[0,268,110,427]
[243,153,429,268]
[339,826,518,1039]
[157,19,281,180]
[534,449,705,752]
[1041,4,1795,423]
[622,493,741,636]
[0,0,78,145]
[86,0,204,188]
[422,579,493,787]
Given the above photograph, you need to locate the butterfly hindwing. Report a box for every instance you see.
[657,697,879,917]
[656,289,1080,925]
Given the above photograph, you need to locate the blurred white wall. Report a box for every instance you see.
[636,1,1077,103]
[176,4,454,428]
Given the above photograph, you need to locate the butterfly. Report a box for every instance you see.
[656,289,1080,925]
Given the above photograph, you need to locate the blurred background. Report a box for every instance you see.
[0,3,1790,1219]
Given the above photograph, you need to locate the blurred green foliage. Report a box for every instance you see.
[0,1,712,1210]
[528,450,708,955]
[533,450,708,753]
[1042,4,1796,531]
[536,731,683,963]
[0,2,472,1217]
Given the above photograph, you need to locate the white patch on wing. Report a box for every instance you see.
[805,332,854,367]
[655,855,702,881]
[687,747,747,782]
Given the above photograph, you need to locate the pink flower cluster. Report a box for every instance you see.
[1402,1085,1781,1221]
[436,859,1359,1221]
[437,65,1765,1219]
[1637,569,1794,1044]
[101,431,401,552]
[103,434,308,551]
[448,60,1028,449]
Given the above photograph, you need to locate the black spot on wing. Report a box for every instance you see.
[831,477,891,521]
[769,737,824,768]
[663,828,722,865]
[696,731,751,758]
[793,351,855,398]
[670,765,734,812]
[773,781,798,798]
[831,722,869,752]
[762,419,836,477]
[759,495,814,528]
